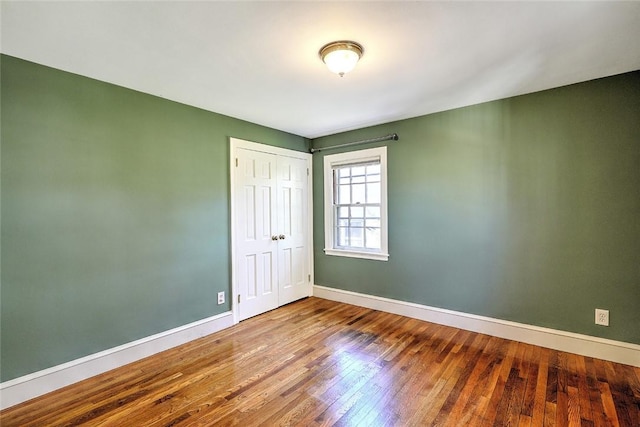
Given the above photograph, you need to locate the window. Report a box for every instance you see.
[323,146,388,261]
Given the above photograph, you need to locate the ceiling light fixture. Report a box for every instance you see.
[319,40,364,77]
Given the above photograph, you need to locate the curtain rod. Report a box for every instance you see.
[310,133,399,153]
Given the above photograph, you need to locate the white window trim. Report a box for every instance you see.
[323,146,389,261]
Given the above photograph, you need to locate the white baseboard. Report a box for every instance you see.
[313,285,640,367]
[0,311,234,410]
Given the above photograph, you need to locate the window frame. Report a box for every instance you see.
[323,146,389,261]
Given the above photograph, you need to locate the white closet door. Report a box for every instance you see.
[232,138,312,322]
[235,148,279,321]
[277,156,309,306]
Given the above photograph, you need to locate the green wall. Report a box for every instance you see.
[0,55,308,381]
[313,71,640,345]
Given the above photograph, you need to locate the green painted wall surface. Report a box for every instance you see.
[0,55,308,381]
[312,71,640,345]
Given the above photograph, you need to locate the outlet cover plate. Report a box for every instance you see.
[217,291,225,305]
[595,308,609,326]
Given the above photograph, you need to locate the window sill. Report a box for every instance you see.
[324,248,389,262]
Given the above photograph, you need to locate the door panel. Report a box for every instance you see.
[236,149,279,321]
[277,156,309,305]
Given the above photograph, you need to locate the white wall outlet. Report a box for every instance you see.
[595,308,609,326]
[217,291,225,305]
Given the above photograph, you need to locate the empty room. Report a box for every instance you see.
[1,2,639,426]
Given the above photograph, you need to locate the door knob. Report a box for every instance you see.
[271,235,278,241]
[279,234,286,240]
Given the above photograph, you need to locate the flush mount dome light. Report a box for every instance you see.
[319,40,364,77]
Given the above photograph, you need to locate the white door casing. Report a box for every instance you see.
[230,138,312,323]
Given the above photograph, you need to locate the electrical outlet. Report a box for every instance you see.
[595,308,609,326]
[217,291,225,305]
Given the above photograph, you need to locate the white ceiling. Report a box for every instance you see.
[2,1,639,139]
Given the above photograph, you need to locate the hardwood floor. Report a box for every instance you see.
[2,297,639,426]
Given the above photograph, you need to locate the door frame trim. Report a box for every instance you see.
[229,137,313,324]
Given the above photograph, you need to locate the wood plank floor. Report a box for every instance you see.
[2,297,639,426]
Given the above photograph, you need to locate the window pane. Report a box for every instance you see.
[338,207,349,218]
[338,218,349,227]
[337,227,349,246]
[367,183,380,203]
[352,184,366,204]
[350,218,364,228]
[351,206,364,218]
[349,227,364,248]
[338,185,350,204]
[365,228,381,249]
[365,206,380,218]
[352,166,366,176]
[339,177,350,185]
[338,168,351,178]
[352,175,365,184]
[366,218,380,228]
[367,164,380,175]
